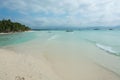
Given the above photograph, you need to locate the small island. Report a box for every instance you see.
[0,19,31,33]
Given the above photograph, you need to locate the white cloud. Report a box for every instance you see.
[1,0,120,28]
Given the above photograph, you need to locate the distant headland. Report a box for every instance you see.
[0,19,31,33]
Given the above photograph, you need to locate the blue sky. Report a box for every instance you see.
[0,0,120,28]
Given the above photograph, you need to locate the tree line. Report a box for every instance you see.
[0,19,31,33]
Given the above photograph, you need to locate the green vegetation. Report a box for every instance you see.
[0,19,31,33]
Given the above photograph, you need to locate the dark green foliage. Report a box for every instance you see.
[0,19,31,33]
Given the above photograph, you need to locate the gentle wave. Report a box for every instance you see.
[96,43,119,55]
[48,35,58,41]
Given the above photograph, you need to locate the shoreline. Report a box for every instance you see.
[0,30,33,34]
[86,44,120,76]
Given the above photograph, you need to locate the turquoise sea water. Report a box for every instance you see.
[0,30,120,56]
[79,30,120,56]
[0,32,37,46]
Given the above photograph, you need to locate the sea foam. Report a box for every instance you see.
[96,43,119,55]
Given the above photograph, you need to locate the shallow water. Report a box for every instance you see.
[1,30,120,56]
[0,31,37,46]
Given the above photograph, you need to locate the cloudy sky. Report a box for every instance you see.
[0,0,120,28]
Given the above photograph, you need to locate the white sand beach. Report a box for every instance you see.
[0,48,120,80]
[0,49,61,80]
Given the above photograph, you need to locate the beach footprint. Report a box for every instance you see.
[15,76,25,80]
